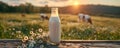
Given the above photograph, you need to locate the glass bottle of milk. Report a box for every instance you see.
[49,8,61,44]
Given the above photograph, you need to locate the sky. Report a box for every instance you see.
[0,0,120,7]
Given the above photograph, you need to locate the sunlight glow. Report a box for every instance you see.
[73,1,79,6]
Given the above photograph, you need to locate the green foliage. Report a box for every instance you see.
[0,1,51,13]
[0,24,5,38]
[40,6,51,13]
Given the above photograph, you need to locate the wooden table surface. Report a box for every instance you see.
[0,39,120,48]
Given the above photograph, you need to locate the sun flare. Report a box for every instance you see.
[73,1,79,6]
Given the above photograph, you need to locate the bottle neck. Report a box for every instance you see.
[51,8,59,17]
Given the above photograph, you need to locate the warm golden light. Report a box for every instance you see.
[73,1,79,6]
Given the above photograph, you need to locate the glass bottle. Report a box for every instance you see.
[49,8,61,44]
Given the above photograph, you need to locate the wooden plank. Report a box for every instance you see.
[0,39,22,43]
[60,40,120,44]
[0,39,120,44]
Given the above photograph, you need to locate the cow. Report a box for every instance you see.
[21,13,26,17]
[78,13,84,22]
[78,13,92,24]
[40,13,49,21]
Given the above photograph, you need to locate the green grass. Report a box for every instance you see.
[0,13,120,40]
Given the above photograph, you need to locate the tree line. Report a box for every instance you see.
[0,1,50,13]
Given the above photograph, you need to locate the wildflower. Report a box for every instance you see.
[22,39,26,43]
[34,33,36,36]
[30,31,34,35]
[28,40,36,48]
[36,35,41,39]
[36,34,40,36]
[12,28,15,30]
[39,45,44,48]
[31,33,36,37]
[31,28,34,31]
[18,35,22,39]
[102,27,108,31]
[16,31,21,33]
[11,32,14,35]
[42,32,48,37]
[23,36,28,41]
[68,33,71,36]
[9,28,11,30]
[29,36,34,40]
[38,28,43,32]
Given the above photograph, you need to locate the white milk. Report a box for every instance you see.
[49,8,61,43]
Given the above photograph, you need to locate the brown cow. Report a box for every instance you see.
[21,13,26,17]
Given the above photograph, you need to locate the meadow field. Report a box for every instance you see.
[0,13,120,40]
